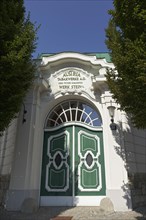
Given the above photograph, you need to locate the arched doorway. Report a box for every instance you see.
[40,100,106,206]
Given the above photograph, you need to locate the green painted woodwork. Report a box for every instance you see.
[74,126,106,196]
[49,164,67,188]
[41,126,73,196]
[41,125,106,198]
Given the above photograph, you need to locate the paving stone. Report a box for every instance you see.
[20,197,38,213]
[51,217,73,220]
[0,206,146,220]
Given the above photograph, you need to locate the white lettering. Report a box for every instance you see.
[59,85,70,89]
[71,85,84,89]
[63,71,80,77]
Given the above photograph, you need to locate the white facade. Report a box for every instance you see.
[0,52,146,211]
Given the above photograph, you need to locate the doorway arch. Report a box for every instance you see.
[40,100,106,206]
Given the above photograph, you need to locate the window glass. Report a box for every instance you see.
[46,100,102,127]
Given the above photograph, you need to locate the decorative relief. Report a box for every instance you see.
[49,68,93,96]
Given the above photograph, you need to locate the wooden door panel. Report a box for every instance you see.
[41,127,72,196]
[75,126,106,196]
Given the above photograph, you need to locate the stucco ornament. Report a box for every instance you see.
[48,67,95,98]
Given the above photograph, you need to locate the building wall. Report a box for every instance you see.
[5,87,42,210]
[0,118,18,206]
[3,54,131,211]
[1,53,145,211]
[122,113,146,208]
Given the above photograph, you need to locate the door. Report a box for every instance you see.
[40,124,106,206]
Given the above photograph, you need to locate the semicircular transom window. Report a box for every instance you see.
[45,100,102,128]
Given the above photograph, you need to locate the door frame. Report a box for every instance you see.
[40,122,106,206]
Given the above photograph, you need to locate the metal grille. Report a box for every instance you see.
[46,100,102,128]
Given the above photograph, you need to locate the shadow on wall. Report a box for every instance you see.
[111,118,146,212]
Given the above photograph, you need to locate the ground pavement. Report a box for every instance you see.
[0,206,146,220]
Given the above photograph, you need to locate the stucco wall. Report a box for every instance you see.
[0,118,18,206]
[0,118,18,175]
[123,116,146,208]
[124,127,146,173]
[2,53,143,211]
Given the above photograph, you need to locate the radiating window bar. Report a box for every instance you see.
[46,100,102,128]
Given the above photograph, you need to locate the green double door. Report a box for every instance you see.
[41,125,106,206]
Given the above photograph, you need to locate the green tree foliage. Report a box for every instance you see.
[105,0,146,128]
[0,0,37,132]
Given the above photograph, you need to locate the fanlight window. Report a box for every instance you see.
[46,100,102,128]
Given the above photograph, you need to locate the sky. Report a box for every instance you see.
[24,0,113,58]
